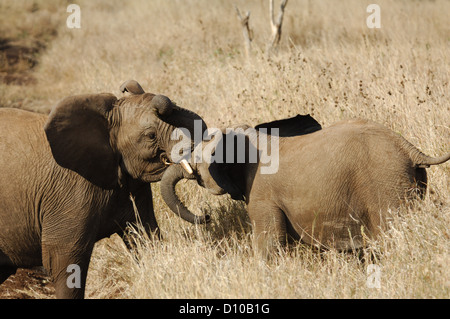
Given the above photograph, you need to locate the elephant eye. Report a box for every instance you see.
[145,130,156,140]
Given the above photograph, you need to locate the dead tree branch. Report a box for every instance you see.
[234,5,253,59]
[267,0,288,54]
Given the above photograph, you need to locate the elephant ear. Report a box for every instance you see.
[120,79,145,95]
[255,114,321,137]
[208,162,245,201]
[44,93,119,189]
[205,130,247,201]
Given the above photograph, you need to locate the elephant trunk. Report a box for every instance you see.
[167,106,207,143]
[160,163,211,224]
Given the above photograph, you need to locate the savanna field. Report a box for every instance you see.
[0,0,449,299]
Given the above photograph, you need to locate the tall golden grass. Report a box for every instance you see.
[1,0,449,298]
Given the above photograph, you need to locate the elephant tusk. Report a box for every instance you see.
[180,159,194,175]
[161,153,172,166]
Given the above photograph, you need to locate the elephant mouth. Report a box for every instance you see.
[142,166,167,182]
[160,152,194,175]
[141,153,194,182]
[160,152,172,166]
[148,165,167,175]
[140,154,170,182]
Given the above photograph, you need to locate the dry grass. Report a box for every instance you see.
[1,0,449,298]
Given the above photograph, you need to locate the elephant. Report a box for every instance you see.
[160,115,450,257]
[0,80,208,298]
[159,114,322,221]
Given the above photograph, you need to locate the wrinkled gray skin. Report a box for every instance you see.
[162,115,450,258]
[0,80,207,298]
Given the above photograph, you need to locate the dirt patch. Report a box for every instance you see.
[0,2,61,87]
[0,268,54,299]
[0,37,42,85]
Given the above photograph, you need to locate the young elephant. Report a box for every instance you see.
[0,80,207,298]
[162,116,450,257]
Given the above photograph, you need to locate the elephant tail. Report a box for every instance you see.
[397,134,450,168]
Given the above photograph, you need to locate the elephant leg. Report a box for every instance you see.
[41,216,97,299]
[247,202,287,260]
[140,193,160,240]
[118,186,161,257]
[0,266,17,285]
[0,250,17,284]
[130,186,160,240]
[413,167,427,199]
[42,241,93,299]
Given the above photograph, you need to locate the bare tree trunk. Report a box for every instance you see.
[235,5,253,59]
[234,1,288,59]
[267,0,288,55]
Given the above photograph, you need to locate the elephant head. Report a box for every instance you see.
[159,114,322,223]
[44,80,207,202]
